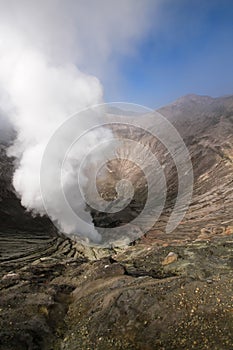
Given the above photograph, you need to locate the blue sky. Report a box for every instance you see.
[103,0,233,109]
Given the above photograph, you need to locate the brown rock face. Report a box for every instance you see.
[90,94,233,246]
[0,94,232,349]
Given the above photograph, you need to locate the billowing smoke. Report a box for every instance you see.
[0,0,156,243]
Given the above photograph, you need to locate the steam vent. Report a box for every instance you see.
[0,95,232,349]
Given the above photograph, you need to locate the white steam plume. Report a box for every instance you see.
[0,0,156,242]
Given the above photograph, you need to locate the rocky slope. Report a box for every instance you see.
[91,94,233,245]
[0,94,232,350]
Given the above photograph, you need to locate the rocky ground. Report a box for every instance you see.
[0,94,232,349]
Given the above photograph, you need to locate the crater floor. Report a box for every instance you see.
[0,94,232,350]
